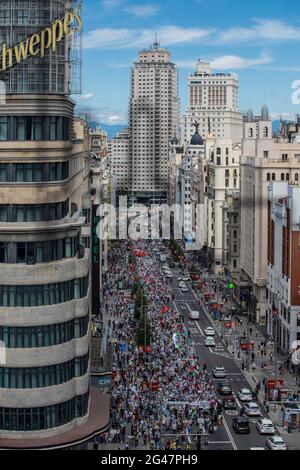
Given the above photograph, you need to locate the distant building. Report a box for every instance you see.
[183,60,243,144]
[111,129,131,193]
[205,137,241,273]
[89,127,108,159]
[240,107,300,324]
[267,181,300,352]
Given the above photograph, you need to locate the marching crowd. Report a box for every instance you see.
[99,240,222,450]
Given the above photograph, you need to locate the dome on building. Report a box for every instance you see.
[190,131,204,146]
[261,104,269,121]
[246,108,254,122]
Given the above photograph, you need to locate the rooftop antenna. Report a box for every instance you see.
[153,32,160,49]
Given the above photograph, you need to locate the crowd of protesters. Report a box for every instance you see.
[99,240,222,450]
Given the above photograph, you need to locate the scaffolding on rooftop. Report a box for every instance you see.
[0,0,82,95]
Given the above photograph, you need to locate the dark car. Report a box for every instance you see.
[217,382,233,395]
[232,416,250,434]
[222,395,237,410]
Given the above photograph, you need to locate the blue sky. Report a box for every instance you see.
[75,0,300,124]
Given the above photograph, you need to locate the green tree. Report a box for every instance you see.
[136,312,152,347]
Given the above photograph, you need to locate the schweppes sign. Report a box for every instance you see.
[0,6,83,73]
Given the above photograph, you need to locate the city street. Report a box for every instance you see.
[169,268,270,450]
[97,240,282,451]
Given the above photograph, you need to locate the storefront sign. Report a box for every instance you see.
[0,6,82,72]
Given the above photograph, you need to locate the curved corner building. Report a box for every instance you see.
[0,0,97,446]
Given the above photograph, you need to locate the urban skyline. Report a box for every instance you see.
[78,0,300,125]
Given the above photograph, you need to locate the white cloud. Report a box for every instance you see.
[101,0,124,9]
[76,93,94,101]
[76,104,127,125]
[176,50,273,70]
[270,112,295,120]
[217,18,300,45]
[124,4,160,17]
[211,51,272,69]
[83,26,215,49]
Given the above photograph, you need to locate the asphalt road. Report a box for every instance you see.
[161,255,273,451]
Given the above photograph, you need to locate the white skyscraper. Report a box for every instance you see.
[183,60,243,144]
[129,40,180,205]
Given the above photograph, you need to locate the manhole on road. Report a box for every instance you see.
[225,410,238,416]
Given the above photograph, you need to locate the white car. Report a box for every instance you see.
[237,388,253,402]
[244,402,261,417]
[213,366,226,378]
[205,336,216,347]
[166,272,173,279]
[266,436,287,451]
[180,285,189,292]
[189,310,200,320]
[256,419,275,435]
[182,276,191,282]
[204,327,215,336]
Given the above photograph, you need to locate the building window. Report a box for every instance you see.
[0,200,69,222]
[0,353,89,389]
[0,389,89,431]
[0,276,88,307]
[248,128,253,138]
[0,117,8,141]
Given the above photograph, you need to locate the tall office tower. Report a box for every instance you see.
[129,41,180,205]
[0,0,108,449]
[183,60,243,144]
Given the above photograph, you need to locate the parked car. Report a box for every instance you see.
[266,436,287,450]
[232,416,250,434]
[237,388,253,402]
[217,382,232,395]
[256,419,275,435]
[213,366,226,378]
[244,402,261,417]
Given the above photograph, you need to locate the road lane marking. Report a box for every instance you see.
[208,440,232,444]
[195,320,204,336]
[222,415,238,451]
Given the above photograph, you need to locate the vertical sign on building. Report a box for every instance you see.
[91,205,100,317]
